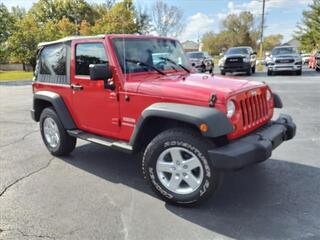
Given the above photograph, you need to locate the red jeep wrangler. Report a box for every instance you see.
[31,35,296,206]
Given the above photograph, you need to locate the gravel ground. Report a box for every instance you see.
[0,67,319,240]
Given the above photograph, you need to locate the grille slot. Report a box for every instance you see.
[240,92,269,128]
[275,59,294,64]
[226,57,243,64]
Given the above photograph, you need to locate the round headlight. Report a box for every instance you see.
[266,89,272,101]
[227,100,236,118]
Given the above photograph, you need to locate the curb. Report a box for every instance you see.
[0,80,32,86]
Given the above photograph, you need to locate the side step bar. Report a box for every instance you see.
[67,130,133,153]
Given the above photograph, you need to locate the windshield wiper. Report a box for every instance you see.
[125,59,166,75]
[159,57,191,73]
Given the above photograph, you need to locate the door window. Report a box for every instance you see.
[75,43,108,76]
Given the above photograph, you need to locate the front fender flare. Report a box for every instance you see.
[130,102,233,146]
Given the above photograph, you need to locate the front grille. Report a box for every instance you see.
[226,57,243,64]
[275,59,294,64]
[240,92,269,128]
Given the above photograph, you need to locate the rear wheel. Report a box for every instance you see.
[143,128,222,206]
[40,107,76,156]
[220,70,225,75]
[267,69,273,76]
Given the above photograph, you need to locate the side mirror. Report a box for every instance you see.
[89,63,114,90]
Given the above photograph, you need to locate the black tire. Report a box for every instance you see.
[267,69,273,76]
[246,68,251,76]
[40,107,76,156]
[251,65,256,74]
[296,69,302,75]
[220,70,225,75]
[316,66,320,72]
[142,128,222,206]
[209,68,213,74]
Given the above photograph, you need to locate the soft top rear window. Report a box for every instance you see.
[40,44,66,76]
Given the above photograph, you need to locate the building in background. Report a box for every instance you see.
[283,39,300,49]
[181,40,199,52]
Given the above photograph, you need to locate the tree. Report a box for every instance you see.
[202,31,232,56]
[295,0,320,52]
[10,6,26,20]
[30,0,95,25]
[135,5,152,34]
[0,4,17,63]
[4,0,152,67]
[7,14,43,69]
[151,0,184,37]
[7,15,77,69]
[201,11,260,56]
[222,11,259,48]
[91,0,147,34]
[263,34,283,51]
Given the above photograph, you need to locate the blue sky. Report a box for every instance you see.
[1,0,312,42]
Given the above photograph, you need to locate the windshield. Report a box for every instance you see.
[112,38,190,74]
[271,47,298,55]
[187,52,204,59]
[226,48,249,55]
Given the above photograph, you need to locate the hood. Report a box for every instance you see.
[137,73,264,104]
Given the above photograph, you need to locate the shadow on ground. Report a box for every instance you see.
[59,142,320,239]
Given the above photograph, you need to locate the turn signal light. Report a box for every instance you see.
[199,123,208,133]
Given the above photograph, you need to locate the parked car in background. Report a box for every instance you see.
[218,46,257,76]
[266,46,302,76]
[301,53,311,64]
[186,51,214,73]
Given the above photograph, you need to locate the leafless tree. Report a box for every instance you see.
[151,0,184,37]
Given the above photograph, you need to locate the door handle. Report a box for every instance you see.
[71,84,83,91]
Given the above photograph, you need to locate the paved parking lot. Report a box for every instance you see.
[1,68,319,240]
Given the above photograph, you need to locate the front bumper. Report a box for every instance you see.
[220,63,251,72]
[268,63,301,72]
[208,114,296,170]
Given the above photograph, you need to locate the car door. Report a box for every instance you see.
[71,40,120,138]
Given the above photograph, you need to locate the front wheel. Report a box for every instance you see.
[40,107,76,156]
[267,69,273,76]
[142,128,222,206]
[296,69,302,75]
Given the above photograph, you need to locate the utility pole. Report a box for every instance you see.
[259,0,266,59]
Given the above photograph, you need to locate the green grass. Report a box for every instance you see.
[0,71,33,81]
